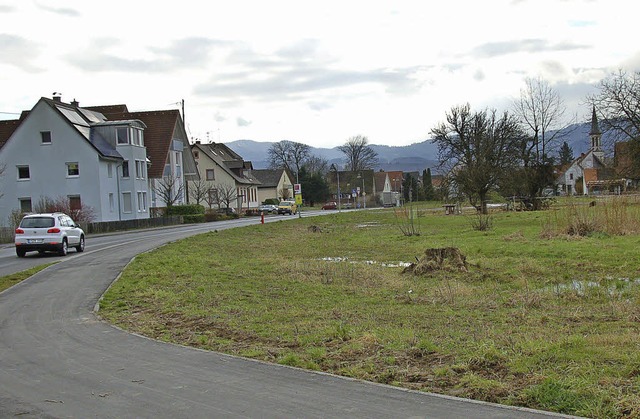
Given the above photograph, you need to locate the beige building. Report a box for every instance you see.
[190,141,261,212]
[252,169,295,203]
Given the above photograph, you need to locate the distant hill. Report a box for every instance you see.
[225,139,439,173]
[224,121,614,175]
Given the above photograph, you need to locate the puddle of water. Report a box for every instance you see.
[318,257,411,268]
[550,278,640,297]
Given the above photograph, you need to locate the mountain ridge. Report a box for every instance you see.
[223,121,613,174]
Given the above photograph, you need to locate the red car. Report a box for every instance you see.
[321,201,337,210]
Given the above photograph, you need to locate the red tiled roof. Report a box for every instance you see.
[0,119,20,149]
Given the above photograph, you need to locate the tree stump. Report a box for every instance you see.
[402,247,468,275]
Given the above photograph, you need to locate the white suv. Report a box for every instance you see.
[15,213,85,257]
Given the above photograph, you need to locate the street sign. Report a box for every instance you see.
[294,183,302,194]
[295,194,303,205]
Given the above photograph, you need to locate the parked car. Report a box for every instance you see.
[258,204,278,213]
[15,212,85,257]
[277,200,297,215]
[321,201,337,210]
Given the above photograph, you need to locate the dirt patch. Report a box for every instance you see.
[403,247,468,275]
[308,225,323,233]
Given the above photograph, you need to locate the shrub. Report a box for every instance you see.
[166,204,205,216]
[204,212,220,222]
[183,214,206,224]
[33,195,95,222]
[263,198,279,205]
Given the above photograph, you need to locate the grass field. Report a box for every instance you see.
[99,199,640,418]
[0,263,55,293]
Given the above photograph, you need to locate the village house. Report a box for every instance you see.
[0,95,199,225]
[373,170,403,206]
[0,96,151,224]
[252,168,295,203]
[85,105,199,212]
[190,141,261,212]
[555,107,633,195]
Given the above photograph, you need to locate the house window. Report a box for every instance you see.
[116,127,128,144]
[175,152,182,178]
[194,151,199,159]
[122,161,129,178]
[67,162,79,177]
[122,192,132,213]
[206,169,215,180]
[69,196,81,211]
[137,191,147,212]
[17,165,30,180]
[107,163,113,178]
[109,193,114,212]
[41,131,51,144]
[19,198,32,213]
[569,173,574,180]
[135,160,141,178]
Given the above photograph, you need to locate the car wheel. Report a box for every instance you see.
[38,250,46,255]
[16,248,26,258]
[59,239,68,256]
[76,235,85,253]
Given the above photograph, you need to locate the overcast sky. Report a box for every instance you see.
[1,0,638,148]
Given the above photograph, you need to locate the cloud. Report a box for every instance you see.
[193,42,424,103]
[66,37,229,73]
[150,37,232,67]
[213,111,226,123]
[0,5,15,13]
[35,2,80,17]
[0,34,43,72]
[236,117,252,127]
[471,39,589,58]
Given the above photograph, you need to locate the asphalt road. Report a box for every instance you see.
[0,213,577,418]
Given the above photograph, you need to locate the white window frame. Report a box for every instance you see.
[108,163,113,178]
[66,162,79,177]
[19,197,32,213]
[109,193,114,212]
[116,127,129,145]
[122,192,132,213]
[40,131,52,144]
[17,165,30,180]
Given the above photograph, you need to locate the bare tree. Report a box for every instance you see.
[588,70,640,180]
[513,77,567,160]
[431,104,524,214]
[189,179,213,206]
[338,135,378,171]
[511,77,568,208]
[303,155,329,175]
[589,69,640,142]
[268,140,311,180]
[154,174,184,208]
[0,163,5,200]
[278,187,292,200]
[213,183,237,209]
[204,188,218,209]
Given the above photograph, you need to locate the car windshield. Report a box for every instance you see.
[20,217,55,228]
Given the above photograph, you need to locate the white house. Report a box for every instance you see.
[557,107,608,195]
[0,96,151,224]
[85,106,199,212]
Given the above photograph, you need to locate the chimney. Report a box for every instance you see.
[71,99,79,107]
[52,94,61,102]
[195,140,201,145]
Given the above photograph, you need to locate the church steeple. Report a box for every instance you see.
[589,106,602,152]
